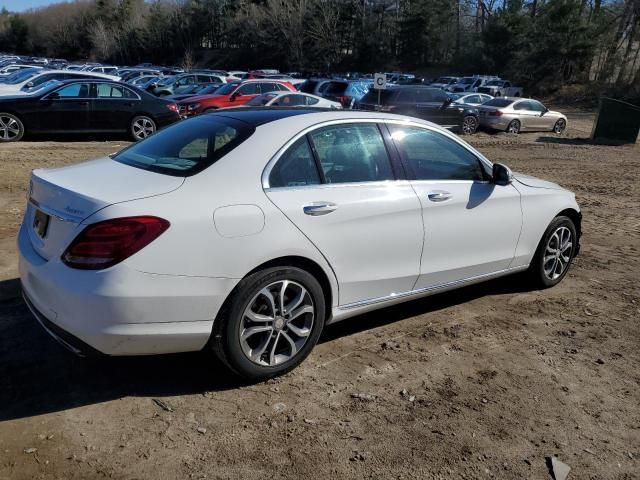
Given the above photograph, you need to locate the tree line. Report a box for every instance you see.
[0,0,638,98]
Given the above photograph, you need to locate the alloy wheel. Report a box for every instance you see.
[554,119,566,134]
[132,117,155,140]
[240,280,314,366]
[0,115,21,141]
[543,226,573,280]
[461,116,478,135]
[507,120,520,134]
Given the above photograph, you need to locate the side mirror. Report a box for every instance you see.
[492,163,513,186]
[26,81,34,88]
[441,97,453,109]
[229,92,238,101]
[541,107,549,116]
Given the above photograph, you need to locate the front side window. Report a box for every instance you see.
[53,83,91,98]
[310,124,393,184]
[269,137,320,188]
[113,116,255,176]
[528,100,546,112]
[389,125,485,181]
[464,95,480,104]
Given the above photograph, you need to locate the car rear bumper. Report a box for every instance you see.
[18,221,237,356]
[479,115,511,130]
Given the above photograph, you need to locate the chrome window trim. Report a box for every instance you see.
[261,117,493,190]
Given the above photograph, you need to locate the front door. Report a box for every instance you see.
[38,82,91,132]
[90,82,138,132]
[265,122,424,305]
[386,122,522,289]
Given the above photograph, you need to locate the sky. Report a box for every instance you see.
[2,0,63,12]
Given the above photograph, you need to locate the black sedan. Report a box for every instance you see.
[355,86,480,135]
[0,79,181,142]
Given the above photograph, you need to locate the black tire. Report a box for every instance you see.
[506,119,521,134]
[460,115,478,135]
[130,115,156,141]
[527,216,577,289]
[0,112,24,142]
[211,267,326,381]
[553,118,566,134]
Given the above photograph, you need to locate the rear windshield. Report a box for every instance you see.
[483,98,513,107]
[299,80,318,93]
[324,81,348,95]
[113,116,255,176]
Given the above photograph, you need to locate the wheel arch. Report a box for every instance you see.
[556,207,582,254]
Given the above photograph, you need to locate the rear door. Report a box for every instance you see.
[90,82,139,132]
[265,121,424,305]
[512,100,537,130]
[386,122,522,288]
[38,82,92,132]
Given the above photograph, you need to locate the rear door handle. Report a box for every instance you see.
[427,191,452,202]
[303,202,337,216]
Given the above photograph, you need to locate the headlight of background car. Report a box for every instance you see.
[187,103,201,111]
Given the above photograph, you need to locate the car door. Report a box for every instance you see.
[38,82,91,132]
[511,100,537,131]
[264,122,424,305]
[386,122,522,288]
[528,100,552,130]
[90,82,138,132]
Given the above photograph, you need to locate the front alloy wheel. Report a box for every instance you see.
[506,119,521,134]
[528,216,577,288]
[0,113,24,142]
[553,119,566,134]
[212,267,325,380]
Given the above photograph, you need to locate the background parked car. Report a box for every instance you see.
[298,78,332,96]
[429,76,460,90]
[153,73,227,96]
[166,83,222,102]
[176,79,295,116]
[0,64,44,76]
[447,75,498,93]
[319,80,370,108]
[356,85,480,134]
[478,97,567,134]
[245,91,342,109]
[477,79,523,97]
[0,79,180,142]
[0,69,119,96]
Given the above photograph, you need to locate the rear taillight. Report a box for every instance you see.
[62,216,170,270]
[167,103,179,113]
[336,96,351,107]
[489,110,503,116]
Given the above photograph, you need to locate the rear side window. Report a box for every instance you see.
[113,116,255,176]
[324,82,348,95]
[484,98,513,108]
[389,125,485,181]
[269,137,320,188]
[310,124,393,184]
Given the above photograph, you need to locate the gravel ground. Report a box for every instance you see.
[0,110,638,480]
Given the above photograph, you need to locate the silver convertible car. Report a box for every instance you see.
[478,97,567,134]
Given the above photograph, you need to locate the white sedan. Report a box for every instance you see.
[245,91,342,109]
[19,109,581,380]
[0,69,119,96]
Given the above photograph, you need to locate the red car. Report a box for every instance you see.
[177,79,296,116]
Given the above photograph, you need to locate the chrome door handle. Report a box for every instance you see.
[303,202,337,216]
[427,191,452,202]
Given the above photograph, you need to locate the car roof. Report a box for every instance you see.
[211,108,325,126]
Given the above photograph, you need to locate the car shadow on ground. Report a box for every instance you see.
[535,136,593,145]
[0,275,533,422]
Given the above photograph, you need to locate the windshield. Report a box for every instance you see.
[483,98,513,107]
[198,84,222,95]
[247,93,278,106]
[24,79,62,94]
[486,80,504,86]
[213,82,240,95]
[157,74,179,86]
[435,77,454,83]
[3,68,39,84]
[461,78,475,84]
[113,115,255,176]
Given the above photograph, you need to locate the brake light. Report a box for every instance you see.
[336,96,351,107]
[62,216,170,270]
[489,110,503,116]
[167,103,179,113]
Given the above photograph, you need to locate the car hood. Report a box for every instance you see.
[177,94,224,104]
[513,172,563,190]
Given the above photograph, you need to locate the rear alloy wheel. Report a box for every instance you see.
[506,119,521,134]
[553,118,566,134]
[0,113,24,142]
[130,116,156,141]
[461,115,478,135]
[212,267,325,381]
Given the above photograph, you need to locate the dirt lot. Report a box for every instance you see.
[0,112,638,480]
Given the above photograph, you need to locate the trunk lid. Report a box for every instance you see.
[26,156,184,260]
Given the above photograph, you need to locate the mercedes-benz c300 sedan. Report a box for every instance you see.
[19,108,581,380]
